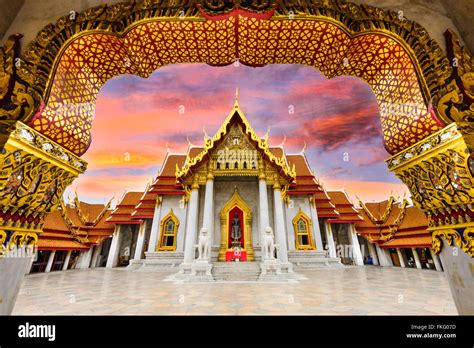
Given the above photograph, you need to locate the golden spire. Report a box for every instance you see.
[264,127,270,142]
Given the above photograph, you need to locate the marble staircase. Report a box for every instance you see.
[288,250,343,269]
[135,251,184,271]
[212,261,261,281]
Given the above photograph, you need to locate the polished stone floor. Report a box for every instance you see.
[12,266,457,315]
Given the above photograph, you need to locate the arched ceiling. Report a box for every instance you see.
[28,14,442,156]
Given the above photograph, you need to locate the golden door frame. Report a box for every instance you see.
[218,189,254,261]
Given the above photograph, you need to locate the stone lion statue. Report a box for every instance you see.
[197,227,210,261]
[263,226,276,260]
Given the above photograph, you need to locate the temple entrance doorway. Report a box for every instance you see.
[218,188,254,262]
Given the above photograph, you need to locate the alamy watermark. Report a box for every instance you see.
[216,148,258,169]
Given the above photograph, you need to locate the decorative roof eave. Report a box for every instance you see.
[175,96,296,183]
[358,196,397,225]
[73,192,90,225]
[91,198,113,226]
[390,199,410,231]
[328,219,362,224]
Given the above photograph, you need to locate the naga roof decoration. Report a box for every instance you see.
[48,198,114,247]
[358,196,396,225]
[175,94,297,182]
[356,197,431,247]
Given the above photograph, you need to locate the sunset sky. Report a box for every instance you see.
[65,63,410,206]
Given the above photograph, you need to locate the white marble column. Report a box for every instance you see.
[273,180,289,263]
[396,248,406,268]
[62,250,72,271]
[375,244,393,267]
[412,248,422,269]
[367,242,379,265]
[429,248,443,272]
[349,224,364,266]
[134,220,148,260]
[27,250,37,274]
[324,221,337,258]
[258,174,270,248]
[91,244,103,268]
[45,250,56,273]
[106,225,122,268]
[183,180,200,263]
[147,196,162,253]
[202,174,214,248]
[309,197,324,251]
[79,248,93,269]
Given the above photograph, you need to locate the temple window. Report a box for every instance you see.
[235,161,239,169]
[157,210,179,251]
[243,161,247,169]
[292,210,315,250]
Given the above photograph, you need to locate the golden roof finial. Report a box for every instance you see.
[264,127,270,141]
[301,141,307,154]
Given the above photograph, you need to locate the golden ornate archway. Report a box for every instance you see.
[218,188,254,261]
[0,0,472,257]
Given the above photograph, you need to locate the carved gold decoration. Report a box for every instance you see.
[0,33,43,152]
[0,229,6,245]
[359,196,396,225]
[432,228,473,257]
[218,188,254,261]
[388,122,473,257]
[177,99,296,184]
[0,122,86,246]
[197,0,277,18]
[0,0,457,156]
[8,231,38,248]
[435,30,474,124]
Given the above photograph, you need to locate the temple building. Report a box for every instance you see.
[31,96,445,279]
[356,198,443,271]
[101,95,382,279]
[30,197,115,273]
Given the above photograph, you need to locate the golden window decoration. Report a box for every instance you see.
[292,209,315,250]
[157,209,179,251]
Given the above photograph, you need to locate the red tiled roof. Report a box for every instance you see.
[327,191,364,223]
[107,191,143,224]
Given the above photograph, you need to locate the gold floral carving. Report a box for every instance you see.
[0,122,86,241]
[432,228,473,257]
[436,30,474,124]
[176,102,296,183]
[0,34,42,150]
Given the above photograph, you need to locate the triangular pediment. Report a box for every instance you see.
[176,97,296,182]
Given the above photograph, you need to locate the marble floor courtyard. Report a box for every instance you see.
[12,266,457,315]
